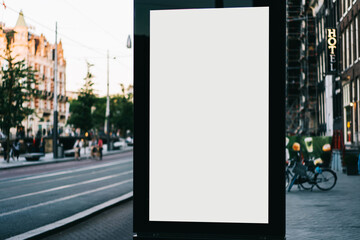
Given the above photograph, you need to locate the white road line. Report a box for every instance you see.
[0,179,133,217]
[4,159,132,183]
[6,191,133,240]
[0,170,133,202]
[2,166,125,191]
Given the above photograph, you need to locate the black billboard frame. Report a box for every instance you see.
[134,0,285,239]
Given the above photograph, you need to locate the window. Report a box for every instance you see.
[346,27,350,69]
[322,92,325,124]
[344,84,351,143]
[345,0,348,15]
[340,0,343,18]
[318,96,322,124]
[47,79,51,92]
[343,32,346,70]
[356,16,359,61]
[318,21,322,43]
[322,51,326,75]
[316,21,318,45]
[351,22,354,65]
[320,54,323,77]
[317,62,320,83]
[322,17,325,40]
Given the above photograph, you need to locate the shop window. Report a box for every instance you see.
[343,83,351,144]
[352,82,356,142]
[345,106,352,143]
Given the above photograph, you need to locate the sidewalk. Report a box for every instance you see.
[0,145,133,170]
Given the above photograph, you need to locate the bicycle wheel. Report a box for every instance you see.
[285,171,290,189]
[315,169,337,191]
[300,170,315,190]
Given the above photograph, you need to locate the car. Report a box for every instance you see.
[113,138,127,150]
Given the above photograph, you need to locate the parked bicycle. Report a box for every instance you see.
[286,142,337,192]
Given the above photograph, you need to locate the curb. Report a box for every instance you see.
[6,191,133,240]
[0,148,133,170]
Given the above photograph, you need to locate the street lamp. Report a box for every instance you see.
[105,35,132,152]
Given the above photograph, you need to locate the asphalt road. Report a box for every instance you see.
[0,152,133,239]
[42,171,360,240]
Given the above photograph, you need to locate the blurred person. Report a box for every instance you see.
[97,137,103,160]
[2,141,7,162]
[12,139,20,161]
[81,139,86,157]
[90,137,98,159]
[73,139,81,160]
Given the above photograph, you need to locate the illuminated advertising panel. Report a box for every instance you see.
[134,1,285,239]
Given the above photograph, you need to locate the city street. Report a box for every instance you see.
[0,152,133,239]
[40,171,360,240]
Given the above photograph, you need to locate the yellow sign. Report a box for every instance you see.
[327,28,337,73]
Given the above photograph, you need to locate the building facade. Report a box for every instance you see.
[286,0,318,135]
[0,11,67,138]
[337,0,360,147]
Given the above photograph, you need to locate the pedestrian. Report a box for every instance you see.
[2,141,7,162]
[81,139,86,157]
[90,137,97,159]
[39,138,44,153]
[12,139,20,161]
[73,139,81,160]
[98,137,103,160]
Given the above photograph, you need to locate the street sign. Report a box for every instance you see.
[134,0,285,239]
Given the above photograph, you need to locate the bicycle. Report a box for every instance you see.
[286,156,337,191]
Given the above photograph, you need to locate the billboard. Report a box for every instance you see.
[134,0,285,239]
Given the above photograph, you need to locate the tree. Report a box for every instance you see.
[0,33,38,162]
[67,62,96,134]
[92,96,106,131]
[111,84,133,137]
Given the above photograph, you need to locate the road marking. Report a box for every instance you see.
[0,178,133,217]
[0,170,133,202]
[2,166,128,191]
[4,159,132,183]
[6,191,133,240]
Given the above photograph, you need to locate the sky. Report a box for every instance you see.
[0,0,133,97]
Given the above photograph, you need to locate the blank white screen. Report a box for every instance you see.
[149,7,269,223]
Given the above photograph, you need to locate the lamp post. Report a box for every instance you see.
[106,50,110,151]
[105,35,132,152]
[53,22,58,158]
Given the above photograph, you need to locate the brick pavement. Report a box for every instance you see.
[286,172,360,239]
[40,199,133,240]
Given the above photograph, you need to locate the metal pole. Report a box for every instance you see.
[106,50,110,151]
[53,22,58,158]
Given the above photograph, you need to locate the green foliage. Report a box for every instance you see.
[0,37,38,161]
[92,97,106,130]
[110,84,133,136]
[67,62,96,133]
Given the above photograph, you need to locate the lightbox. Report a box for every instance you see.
[134,1,285,239]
